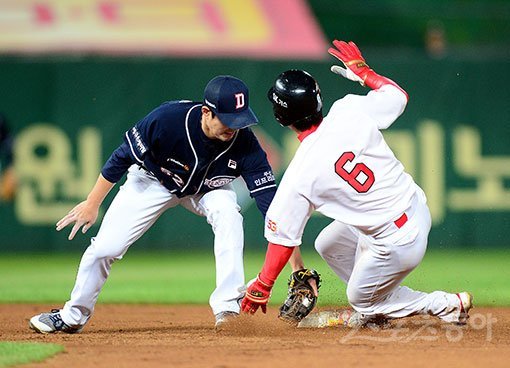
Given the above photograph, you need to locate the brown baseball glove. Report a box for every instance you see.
[278,268,321,324]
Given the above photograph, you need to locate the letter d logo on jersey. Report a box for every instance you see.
[235,93,245,109]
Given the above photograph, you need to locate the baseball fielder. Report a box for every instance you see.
[29,75,303,333]
[241,41,473,327]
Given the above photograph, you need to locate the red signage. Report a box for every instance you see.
[0,0,327,59]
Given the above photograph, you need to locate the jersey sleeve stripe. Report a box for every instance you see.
[250,184,277,194]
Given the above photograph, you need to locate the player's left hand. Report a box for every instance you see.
[56,200,99,240]
[241,276,273,314]
[328,40,369,85]
[278,269,321,324]
[329,39,408,97]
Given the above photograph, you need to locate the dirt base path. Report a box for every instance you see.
[2,304,509,367]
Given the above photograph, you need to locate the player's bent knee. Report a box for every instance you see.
[346,284,372,311]
[89,237,127,260]
[314,236,335,257]
[207,207,243,229]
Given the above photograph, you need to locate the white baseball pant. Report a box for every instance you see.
[60,165,245,326]
[314,188,464,323]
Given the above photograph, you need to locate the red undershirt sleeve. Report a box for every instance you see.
[258,242,295,286]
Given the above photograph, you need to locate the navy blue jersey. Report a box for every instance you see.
[102,101,276,216]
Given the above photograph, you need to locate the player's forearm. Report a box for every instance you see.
[258,242,294,286]
[288,247,306,272]
[86,174,115,208]
[252,188,276,219]
[363,70,409,101]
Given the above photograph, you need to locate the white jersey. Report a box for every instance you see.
[265,85,417,246]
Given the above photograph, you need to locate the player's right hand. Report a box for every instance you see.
[328,40,370,85]
[56,200,99,240]
[241,276,273,314]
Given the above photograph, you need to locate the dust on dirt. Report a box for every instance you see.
[2,304,509,367]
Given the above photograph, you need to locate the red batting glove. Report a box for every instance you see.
[328,40,369,85]
[328,40,408,99]
[241,276,273,314]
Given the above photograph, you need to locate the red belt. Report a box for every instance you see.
[394,213,408,228]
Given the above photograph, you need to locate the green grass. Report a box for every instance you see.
[0,342,63,367]
[0,249,509,307]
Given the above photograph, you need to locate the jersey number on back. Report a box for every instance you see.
[334,152,375,193]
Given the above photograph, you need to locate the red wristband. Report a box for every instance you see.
[258,242,294,286]
[364,70,409,101]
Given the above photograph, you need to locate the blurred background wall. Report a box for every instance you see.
[0,0,509,251]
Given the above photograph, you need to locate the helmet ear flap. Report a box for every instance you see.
[267,87,293,126]
[267,69,322,129]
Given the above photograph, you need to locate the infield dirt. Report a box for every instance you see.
[2,304,509,367]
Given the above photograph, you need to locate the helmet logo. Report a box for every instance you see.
[272,92,288,108]
[235,93,245,109]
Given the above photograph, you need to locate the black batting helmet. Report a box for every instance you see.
[267,69,323,127]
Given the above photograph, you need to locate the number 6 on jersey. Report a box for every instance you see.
[334,152,375,193]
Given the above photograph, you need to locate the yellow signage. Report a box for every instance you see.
[0,0,327,59]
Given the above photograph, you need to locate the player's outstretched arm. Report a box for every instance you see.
[328,40,408,100]
[56,174,115,240]
[242,242,294,314]
[288,247,318,296]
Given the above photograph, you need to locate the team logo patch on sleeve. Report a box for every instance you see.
[254,171,275,187]
[126,127,148,161]
[266,219,278,233]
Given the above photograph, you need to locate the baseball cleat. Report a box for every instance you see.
[29,309,83,334]
[214,311,239,330]
[456,292,473,325]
